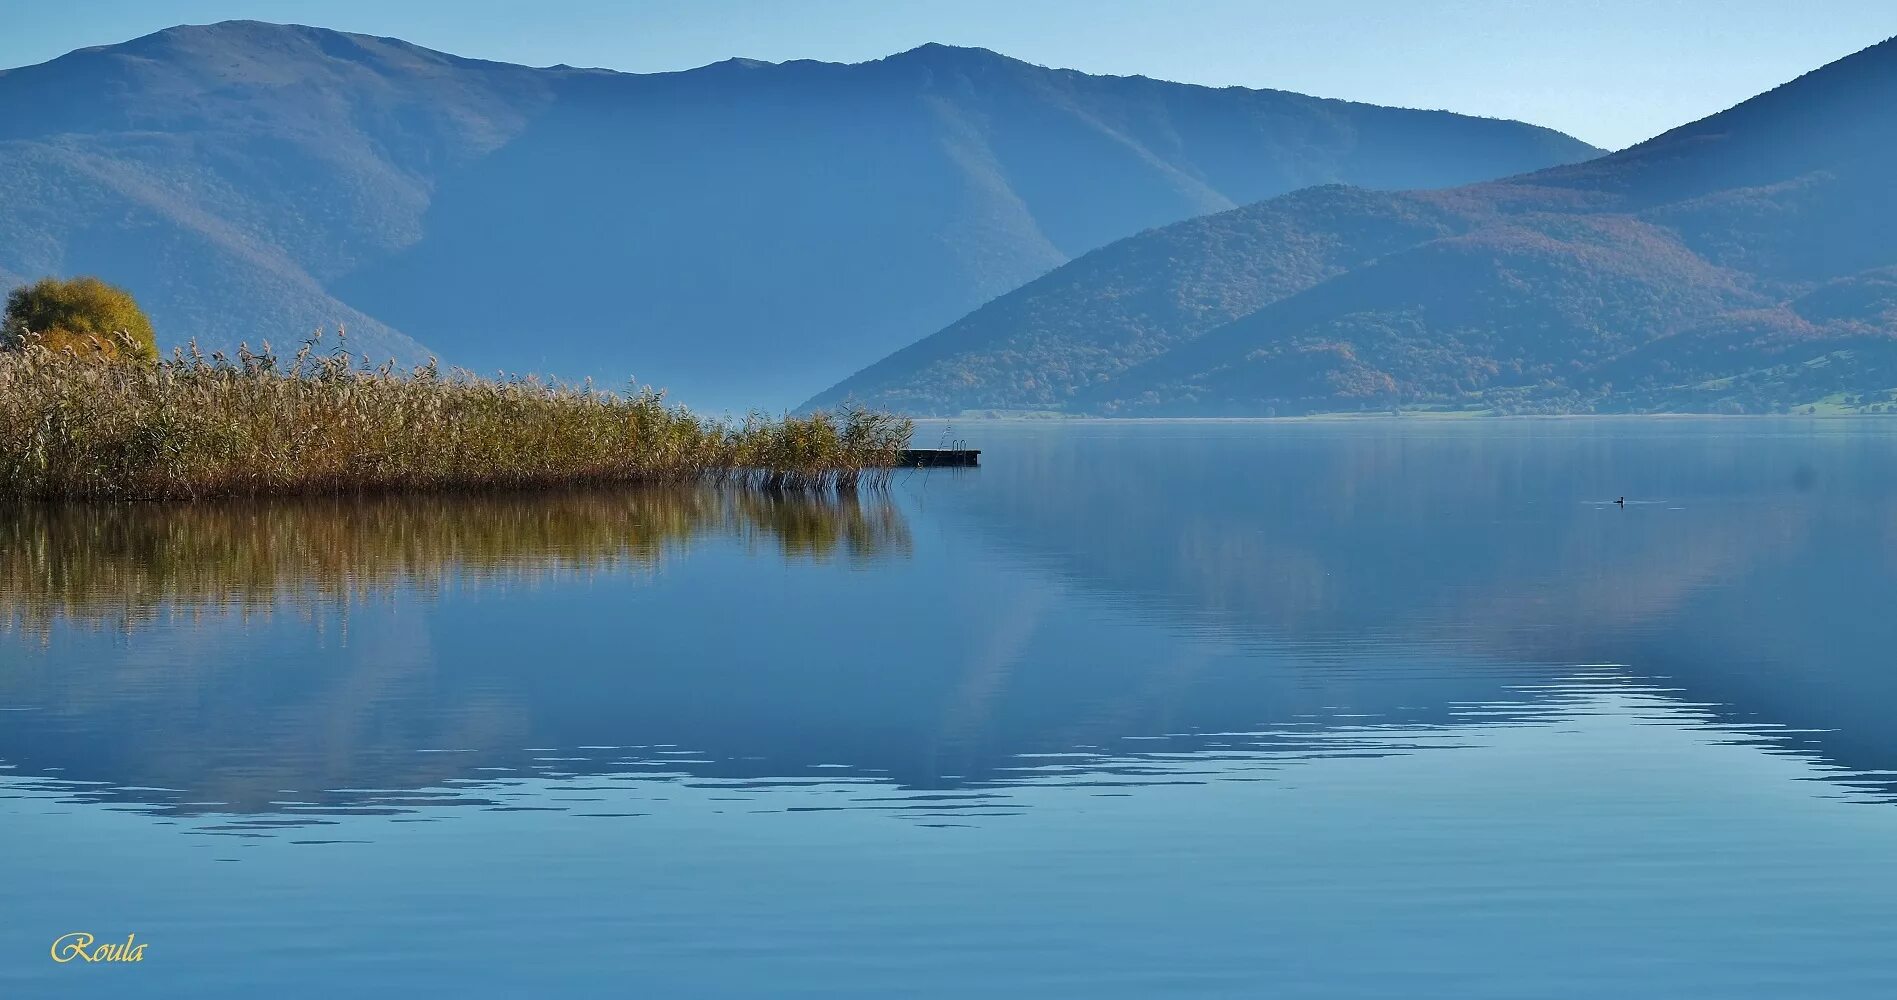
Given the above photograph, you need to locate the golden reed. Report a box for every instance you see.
[0,336,912,500]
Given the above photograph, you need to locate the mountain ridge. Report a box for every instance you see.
[811,35,1897,415]
[0,20,1601,409]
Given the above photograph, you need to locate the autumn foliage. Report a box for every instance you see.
[3,276,159,363]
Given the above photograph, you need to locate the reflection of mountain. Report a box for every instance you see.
[0,490,915,817]
[0,479,1561,824]
[935,422,1897,794]
[4,425,1894,826]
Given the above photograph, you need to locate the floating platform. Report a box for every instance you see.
[900,449,981,468]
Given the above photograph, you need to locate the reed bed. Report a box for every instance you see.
[0,338,912,500]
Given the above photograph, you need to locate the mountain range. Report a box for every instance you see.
[813,35,1897,415]
[0,21,1602,410]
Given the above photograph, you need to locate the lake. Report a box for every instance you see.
[5,419,1897,997]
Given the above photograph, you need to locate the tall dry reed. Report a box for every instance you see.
[0,336,912,499]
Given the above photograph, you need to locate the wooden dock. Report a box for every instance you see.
[899,449,981,468]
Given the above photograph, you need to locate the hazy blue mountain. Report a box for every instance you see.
[0,21,1599,409]
[815,36,1897,415]
[0,21,556,363]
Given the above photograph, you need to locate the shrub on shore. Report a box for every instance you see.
[0,336,911,500]
[3,276,159,363]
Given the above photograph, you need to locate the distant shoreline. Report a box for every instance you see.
[907,411,1897,423]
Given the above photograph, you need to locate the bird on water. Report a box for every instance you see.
[1616,497,1626,506]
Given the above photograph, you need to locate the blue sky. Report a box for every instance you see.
[6,0,1895,149]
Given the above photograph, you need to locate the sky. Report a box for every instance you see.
[4,0,1895,150]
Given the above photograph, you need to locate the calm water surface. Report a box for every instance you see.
[5,420,1897,997]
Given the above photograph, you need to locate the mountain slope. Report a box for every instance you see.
[0,20,556,362]
[821,35,1897,415]
[807,185,1488,412]
[0,22,1600,409]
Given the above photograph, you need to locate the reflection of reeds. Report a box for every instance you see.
[0,341,912,499]
[0,488,910,631]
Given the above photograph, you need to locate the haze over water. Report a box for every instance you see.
[5,420,1897,998]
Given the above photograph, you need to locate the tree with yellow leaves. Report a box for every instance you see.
[3,276,157,363]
